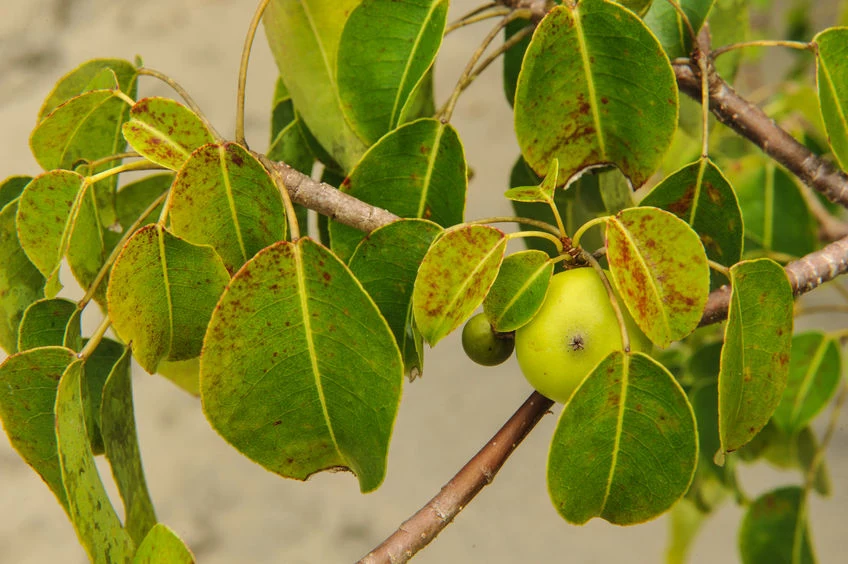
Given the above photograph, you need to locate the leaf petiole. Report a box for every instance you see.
[467,216,560,236]
[507,230,563,252]
[571,216,609,249]
[235,0,273,146]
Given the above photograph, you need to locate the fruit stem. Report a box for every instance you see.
[581,250,631,353]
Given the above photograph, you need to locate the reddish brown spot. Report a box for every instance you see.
[273,420,282,426]
[601,97,609,104]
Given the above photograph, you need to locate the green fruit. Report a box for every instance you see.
[462,313,515,366]
[515,268,651,403]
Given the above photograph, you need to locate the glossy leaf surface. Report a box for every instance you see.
[338,0,447,144]
[107,224,230,373]
[773,332,841,434]
[122,97,215,171]
[815,28,848,171]
[329,118,466,261]
[169,143,286,273]
[201,238,403,493]
[738,487,815,564]
[100,347,157,545]
[514,1,678,187]
[606,207,710,347]
[134,524,195,564]
[412,225,507,345]
[263,0,366,171]
[548,352,697,525]
[0,199,45,353]
[349,219,442,379]
[0,346,75,511]
[483,250,553,332]
[719,259,793,454]
[56,360,135,562]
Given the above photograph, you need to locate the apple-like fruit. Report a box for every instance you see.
[462,313,515,366]
[515,267,651,403]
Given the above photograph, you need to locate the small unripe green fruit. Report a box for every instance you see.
[462,313,515,366]
[515,268,651,403]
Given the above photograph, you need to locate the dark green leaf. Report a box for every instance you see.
[719,259,793,454]
[122,97,215,171]
[201,238,403,493]
[80,337,125,455]
[169,142,286,273]
[101,347,157,546]
[514,1,678,187]
[815,27,848,171]
[349,219,442,379]
[329,118,466,261]
[115,174,173,231]
[606,207,710,347]
[644,0,715,59]
[548,352,697,525]
[412,225,507,345]
[56,360,135,562]
[738,487,815,564]
[483,250,553,332]
[338,0,447,144]
[502,19,533,107]
[0,175,32,210]
[0,346,75,511]
[107,224,230,373]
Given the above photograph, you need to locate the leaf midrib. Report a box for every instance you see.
[571,4,607,160]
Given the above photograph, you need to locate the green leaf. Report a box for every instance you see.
[348,219,442,380]
[169,142,287,273]
[412,225,507,345]
[729,157,817,260]
[115,173,173,231]
[483,250,553,332]
[157,357,200,396]
[738,487,815,564]
[329,118,466,261]
[502,19,534,107]
[598,168,635,214]
[514,1,678,188]
[708,0,749,80]
[263,0,367,171]
[107,224,230,373]
[772,332,841,434]
[101,347,157,546]
[201,238,403,493]
[0,200,45,354]
[719,259,793,454]
[0,175,32,210]
[122,97,215,171]
[606,207,710,347]
[815,27,848,172]
[666,498,707,564]
[38,58,137,120]
[643,0,715,59]
[0,346,75,511]
[56,360,135,563]
[614,0,654,16]
[66,173,111,304]
[504,159,559,203]
[548,351,697,525]
[268,118,315,175]
[134,524,195,564]
[80,337,124,456]
[640,158,743,269]
[337,0,447,144]
[17,298,79,351]
[16,170,83,295]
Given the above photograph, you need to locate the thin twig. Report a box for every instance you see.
[445,5,512,34]
[358,392,554,564]
[236,0,272,146]
[711,40,813,60]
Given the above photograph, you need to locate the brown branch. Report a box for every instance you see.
[358,392,555,564]
[673,61,848,208]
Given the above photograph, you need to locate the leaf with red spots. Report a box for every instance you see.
[134,524,195,564]
[122,97,215,171]
[718,258,793,454]
[0,346,76,512]
[640,158,742,279]
[738,487,815,564]
[200,238,403,493]
[483,250,554,332]
[56,360,134,562]
[107,224,229,373]
[329,118,466,261]
[169,142,287,273]
[815,27,848,172]
[643,0,715,59]
[16,170,106,298]
[773,332,841,434]
[606,207,709,348]
[349,219,442,380]
[514,1,677,188]
[337,0,448,144]
[547,351,697,525]
[412,225,507,345]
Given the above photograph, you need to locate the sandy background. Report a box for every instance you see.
[1,0,847,562]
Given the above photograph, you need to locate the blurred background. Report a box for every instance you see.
[1,0,847,562]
